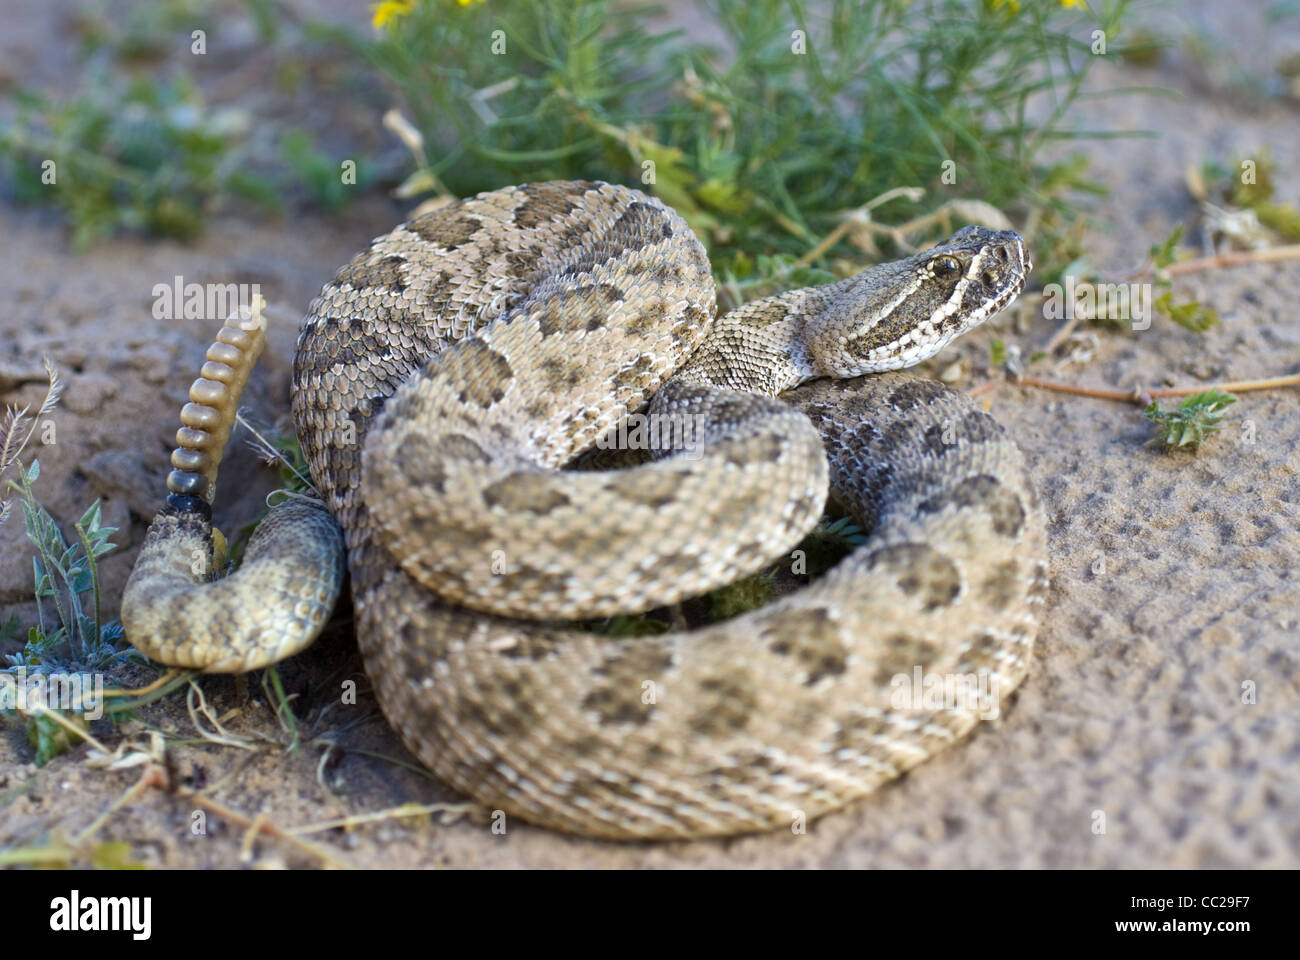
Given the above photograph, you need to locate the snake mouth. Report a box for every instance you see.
[974,231,1031,325]
[993,259,1028,312]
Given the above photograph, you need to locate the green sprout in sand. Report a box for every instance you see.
[1144,388,1236,450]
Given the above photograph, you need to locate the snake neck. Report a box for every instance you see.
[672,282,850,398]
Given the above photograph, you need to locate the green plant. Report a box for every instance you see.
[1146,226,1221,332]
[0,362,141,763]
[71,0,219,65]
[340,0,1136,277]
[794,515,867,581]
[1211,153,1300,243]
[1153,291,1218,334]
[280,129,370,212]
[708,571,775,621]
[1060,225,1222,334]
[0,362,128,671]
[1144,389,1236,450]
[990,338,1008,367]
[0,70,277,247]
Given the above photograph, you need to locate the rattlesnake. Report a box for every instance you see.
[123,180,1047,840]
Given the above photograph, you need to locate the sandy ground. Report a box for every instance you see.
[1,0,1298,868]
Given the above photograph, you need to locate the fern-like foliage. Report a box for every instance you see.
[1144,389,1236,450]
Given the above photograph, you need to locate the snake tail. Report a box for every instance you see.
[166,296,268,503]
[122,299,346,673]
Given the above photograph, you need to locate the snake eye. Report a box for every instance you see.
[931,255,961,277]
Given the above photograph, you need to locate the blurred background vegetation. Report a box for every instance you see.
[0,0,1152,279]
[348,0,1140,291]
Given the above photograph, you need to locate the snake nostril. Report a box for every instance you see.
[981,272,996,287]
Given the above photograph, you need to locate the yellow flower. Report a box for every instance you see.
[1061,0,1088,9]
[371,0,414,29]
[373,0,482,27]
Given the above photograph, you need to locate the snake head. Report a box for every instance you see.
[810,225,1030,377]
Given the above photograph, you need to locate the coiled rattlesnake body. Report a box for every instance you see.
[123,180,1047,839]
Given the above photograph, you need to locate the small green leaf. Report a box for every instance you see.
[32,557,52,597]
[709,572,775,621]
[1154,292,1219,332]
[695,176,749,215]
[1144,389,1236,450]
[1168,300,1219,333]
[1149,225,1184,269]
[76,499,102,531]
[89,539,117,558]
[990,339,1007,367]
[817,516,867,545]
[27,711,80,765]
[89,841,147,870]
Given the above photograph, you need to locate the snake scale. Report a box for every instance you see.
[122,180,1047,840]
